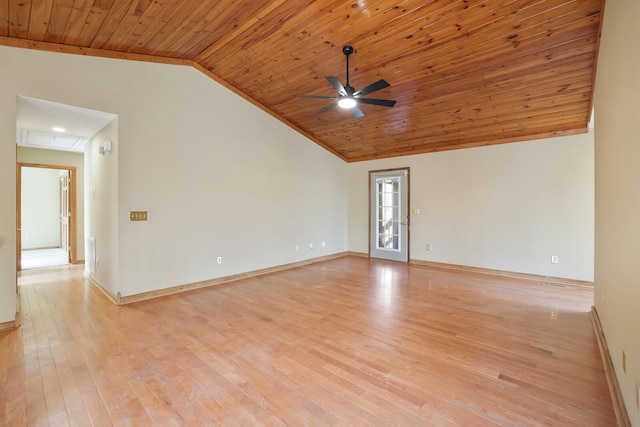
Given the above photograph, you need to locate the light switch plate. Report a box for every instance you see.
[130,211,148,221]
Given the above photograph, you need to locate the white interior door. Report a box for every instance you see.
[60,171,70,262]
[369,169,409,262]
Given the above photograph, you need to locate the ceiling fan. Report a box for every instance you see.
[298,45,397,118]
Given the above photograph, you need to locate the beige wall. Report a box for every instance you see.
[594,0,640,423]
[348,131,595,281]
[0,46,349,311]
[17,147,85,260]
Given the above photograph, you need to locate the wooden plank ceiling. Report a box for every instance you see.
[0,0,604,162]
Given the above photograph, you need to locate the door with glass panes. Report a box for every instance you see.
[369,169,409,262]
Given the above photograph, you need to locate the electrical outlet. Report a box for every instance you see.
[216,256,222,265]
[309,243,314,249]
[551,255,559,264]
[426,244,431,252]
[321,241,326,248]
[623,351,627,373]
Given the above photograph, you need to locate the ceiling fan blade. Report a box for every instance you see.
[298,94,338,100]
[357,98,397,107]
[326,76,347,96]
[351,106,365,118]
[316,103,338,114]
[354,79,390,97]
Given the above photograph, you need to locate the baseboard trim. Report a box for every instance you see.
[409,259,594,288]
[347,251,369,258]
[86,273,121,305]
[590,307,631,427]
[0,319,17,333]
[119,252,350,305]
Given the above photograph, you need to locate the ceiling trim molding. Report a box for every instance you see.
[0,36,192,66]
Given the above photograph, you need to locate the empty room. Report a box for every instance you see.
[0,0,638,425]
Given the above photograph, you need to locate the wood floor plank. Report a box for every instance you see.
[1,257,617,426]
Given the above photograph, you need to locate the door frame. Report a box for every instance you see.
[368,167,410,262]
[17,162,78,271]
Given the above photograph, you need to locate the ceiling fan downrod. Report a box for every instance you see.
[343,45,354,95]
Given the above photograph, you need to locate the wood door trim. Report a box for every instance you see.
[368,167,411,262]
[17,162,78,269]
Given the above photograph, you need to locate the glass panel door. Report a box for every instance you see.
[370,169,409,262]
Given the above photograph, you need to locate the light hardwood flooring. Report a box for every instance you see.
[1,257,615,426]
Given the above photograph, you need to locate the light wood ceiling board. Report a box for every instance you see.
[381,88,589,136]
[131,0,218,56]
[388,1,601,82]
[194,0,336,67]
[60,0,97,45]
[112,0,177,52]
[178,0,292,60]
[335,0,539,76]
[349,0,523,61]
[174,0,284,62]
[89,0,142,50]
[479,38,597,82]
[384,1,600,83]
[306,100,588,160]
[97,0,163,51]
[278,0,604,145]
[0,0,603,161]
[27,0,55,40]
[196,0,412,71]
[486,67,595,96]
[44,0,74,44]
[194,0,296,64]
[385,44,595,111]
[138,0,228,56]
[0,0,8,37]
[73,0,114,46]
[8,0,30,37]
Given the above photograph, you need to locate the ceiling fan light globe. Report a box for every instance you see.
[338,98,357,109]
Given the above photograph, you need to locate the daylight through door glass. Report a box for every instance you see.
[376,177,400,251]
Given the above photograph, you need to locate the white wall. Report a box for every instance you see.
[20,167,60,249]
[17,147,85,259]
[594,0,640,423]
[113,64,348,296]
[85,120,119,295]
[349,132,594,281]
[0,45,348,309]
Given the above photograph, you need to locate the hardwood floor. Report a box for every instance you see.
[1,257,615,426]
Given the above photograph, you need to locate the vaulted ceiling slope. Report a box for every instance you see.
[0,0,604,162]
